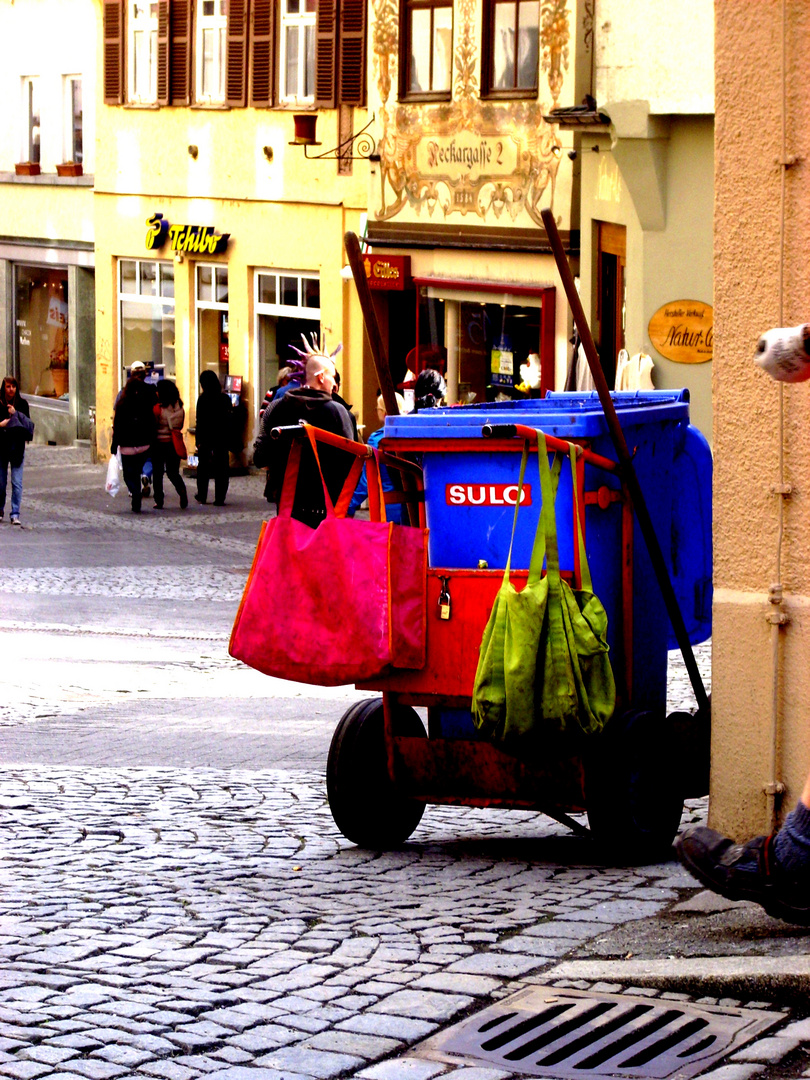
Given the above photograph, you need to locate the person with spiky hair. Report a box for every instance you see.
[253,335,357,528]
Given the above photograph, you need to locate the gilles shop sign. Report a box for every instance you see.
[145,213,230,255]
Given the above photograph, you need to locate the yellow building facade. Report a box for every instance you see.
[93,0,370,458]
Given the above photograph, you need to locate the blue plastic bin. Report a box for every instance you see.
[384,390,712,714]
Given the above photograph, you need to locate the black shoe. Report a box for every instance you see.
[131,500,141,514]
[179,493,188,509]
[154,501,164,510]
[213,500,225,506]
[676,825,810,925]
[194,494,206,504]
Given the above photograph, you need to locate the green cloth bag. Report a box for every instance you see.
[537,440,615,736]
[472,434,615,752]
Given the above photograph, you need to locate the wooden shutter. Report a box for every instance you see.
[103,0,125,105]
[170,0,192,105]
[226,0,250,106]
[157,0,170,104]
[338,0,365,105]
[314,0,338,107]
[250,0,275,106]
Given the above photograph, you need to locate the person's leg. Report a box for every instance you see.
[165,448,188,507]
[9,461,23,520]
[213,448,229,506]
[152,445,166,508]
[676,775,810,924]
[195,449,210,503]
[120,453,143,511]
[0,453,8,519]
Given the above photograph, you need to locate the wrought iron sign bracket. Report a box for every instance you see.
[290,115,380,162]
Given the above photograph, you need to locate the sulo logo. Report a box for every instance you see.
[446,484,532,506]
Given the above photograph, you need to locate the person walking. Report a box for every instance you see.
[152,379,188,510]
[111,376,158,513]
[194,370,232,506]
[253,346,357,528]
[0,376,33,526]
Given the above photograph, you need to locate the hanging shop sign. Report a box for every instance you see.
[145,213,230,256]
[362,254,411,290]
[648,300,713,364]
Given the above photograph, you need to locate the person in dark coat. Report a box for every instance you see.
[0,376,33,525]
[111,376,158,513]
[253,352,357,528]
[194,370,232,506]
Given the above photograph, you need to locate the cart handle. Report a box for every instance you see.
[270,420,373,458]
[482,423,620,474]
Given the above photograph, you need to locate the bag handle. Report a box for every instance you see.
[568,443,593,592]
[502,438,563,587]
[278,426,378,522]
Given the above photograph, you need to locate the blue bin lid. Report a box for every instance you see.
[385,390,691,439]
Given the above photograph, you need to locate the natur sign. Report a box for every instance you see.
[648,299,713,364]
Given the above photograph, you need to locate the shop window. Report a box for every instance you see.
[255,269,320,407]
[128,0,159,103]
[64,77,83,163]
[196,0,227,102]
[399,0,452,99]
[21,77,40,164]
[196,264,229,385]
[15,267,69,400]
[118,259,176,383]
[481,0,539,97]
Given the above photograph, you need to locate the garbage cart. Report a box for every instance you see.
[322,392,712,861]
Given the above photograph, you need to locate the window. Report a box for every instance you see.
[15,267,69,400]
[21,77,40,163]
[196,0,227,102]
[255,270,320,411]
[128,0,158,103]
[400,0,452,98]
[483,0,539,96]
[64,77,83,163]
[280,0,316,102]
[196,264,229,384]
[118,259,176,383]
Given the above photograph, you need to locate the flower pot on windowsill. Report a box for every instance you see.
[56,162,83,177]
[15,162,40,176]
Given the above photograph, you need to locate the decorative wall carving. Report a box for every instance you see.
[371,0,570,226]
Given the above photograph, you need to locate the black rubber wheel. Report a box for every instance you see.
[584,709,685,864]
[327,698,427,848]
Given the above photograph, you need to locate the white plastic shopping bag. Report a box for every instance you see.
[105,450,122,497]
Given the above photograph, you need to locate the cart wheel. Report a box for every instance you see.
[327,698,427,848]
[584,709,685,864]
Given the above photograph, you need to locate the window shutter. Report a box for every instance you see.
[338,0,365,106]
[226,0,250,106]
[250,0,275,106]
[103,0,125,105]
[170,0,192,105]
[157,0,170,105]
[314,0,338,108]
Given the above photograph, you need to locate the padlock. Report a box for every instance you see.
[438,576,451,621]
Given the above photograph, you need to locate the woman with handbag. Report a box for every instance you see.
[0,376,33,526]
[152,379,188,510]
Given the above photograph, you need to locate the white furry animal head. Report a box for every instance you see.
[754,324,810,383]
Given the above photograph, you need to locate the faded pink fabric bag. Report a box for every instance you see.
[230,427,427,685]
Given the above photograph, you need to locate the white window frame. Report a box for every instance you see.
[195,0,227,103]
[21,76,40,164]
[195,263,229,397]
[118,259,176,390]
[254,269,321,416]
[63,76,83,163]
[279,0,316,103]
[128,0,158,104]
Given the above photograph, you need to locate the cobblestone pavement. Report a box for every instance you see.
[2,451,808,1080]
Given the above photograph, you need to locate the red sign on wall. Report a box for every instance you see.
[446,484,532,507]
[363,255,411,291]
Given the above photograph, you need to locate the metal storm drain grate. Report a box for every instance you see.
[426,986,782,1079]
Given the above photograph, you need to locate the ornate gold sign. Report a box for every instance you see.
[648,300,714,364]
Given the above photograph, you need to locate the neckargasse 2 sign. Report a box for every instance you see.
[145,213,230,256]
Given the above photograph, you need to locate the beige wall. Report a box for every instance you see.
[713,0,810,836]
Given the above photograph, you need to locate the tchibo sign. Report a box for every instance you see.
[445,484,532,506]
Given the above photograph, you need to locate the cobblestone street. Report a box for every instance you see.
[1,450,808,1080]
